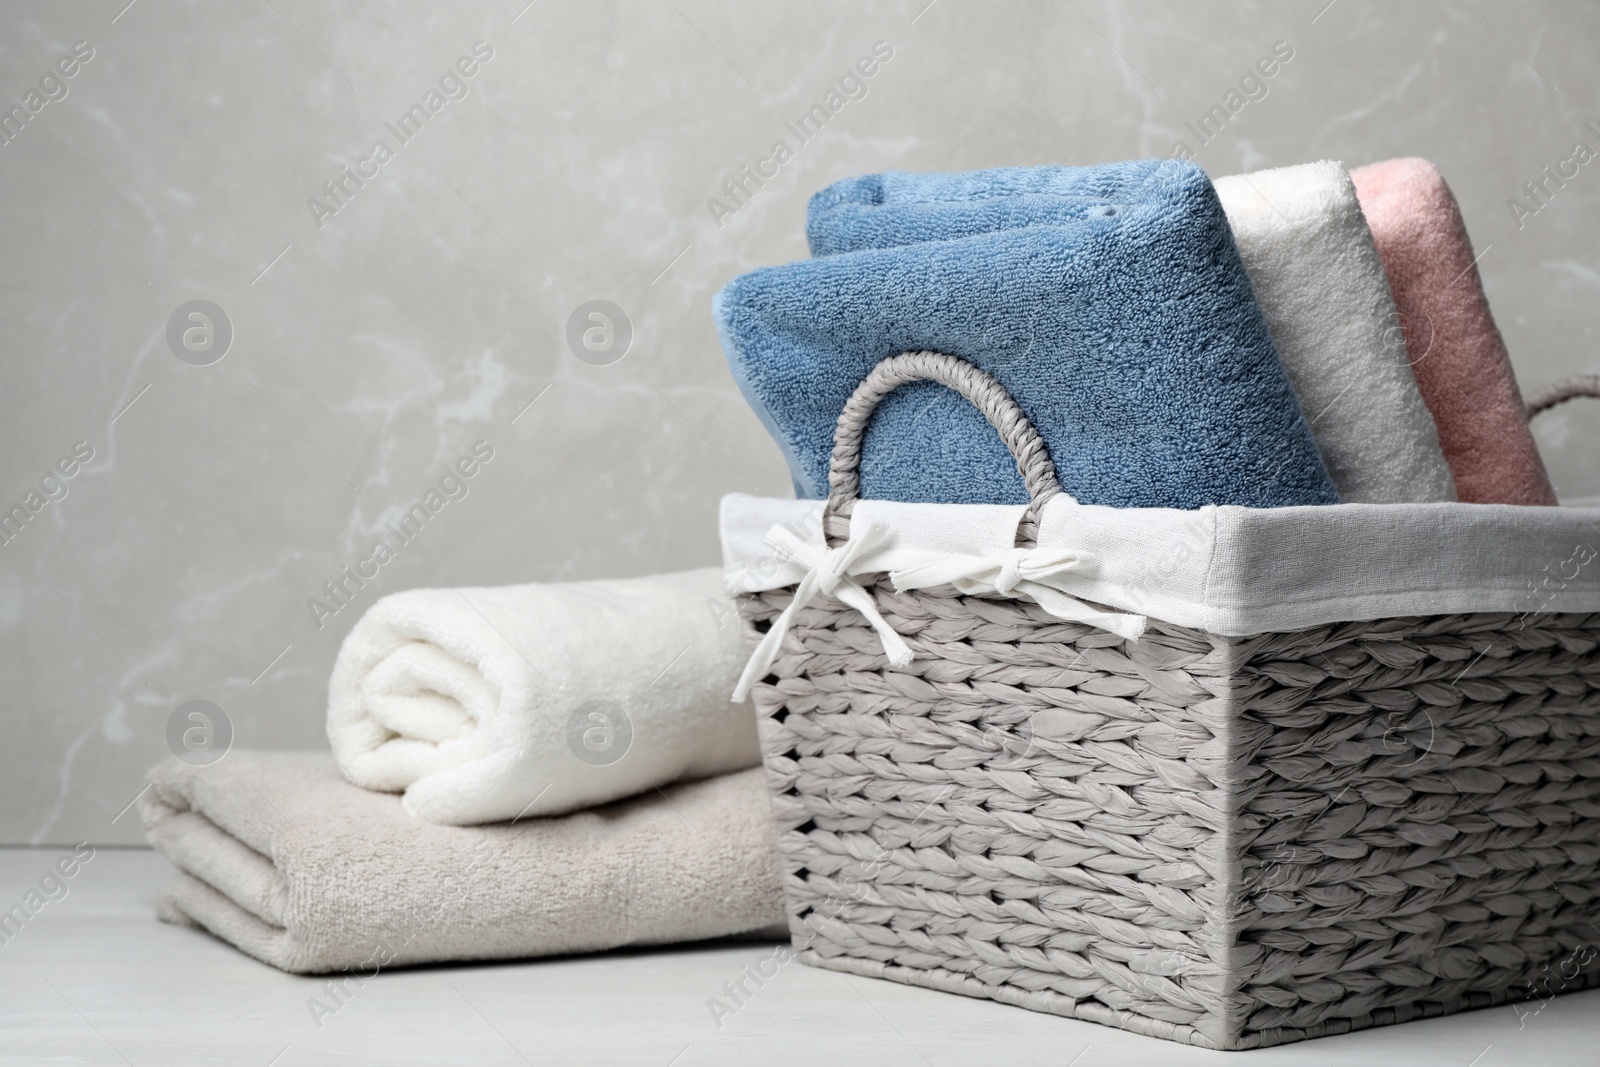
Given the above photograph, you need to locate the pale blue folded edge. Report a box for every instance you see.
[715,159,1339,509]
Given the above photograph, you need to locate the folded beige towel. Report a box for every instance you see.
[142,752,784,974]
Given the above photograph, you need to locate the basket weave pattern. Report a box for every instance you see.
[738,351,1600,1048]
[739,584,1600,1049]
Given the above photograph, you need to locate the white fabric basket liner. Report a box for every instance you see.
[721,493,1600,637]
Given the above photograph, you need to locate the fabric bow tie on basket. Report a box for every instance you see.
[889,543,1148,639]
[731,357,1149,703]
[731,521,910,702]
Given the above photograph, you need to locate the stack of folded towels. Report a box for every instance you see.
[143,155,1560,975]
[143,571,787,973]
[718,156,1554,508]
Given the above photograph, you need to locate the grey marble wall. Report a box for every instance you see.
[3,0,1596,844]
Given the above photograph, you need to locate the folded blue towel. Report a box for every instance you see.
[807,161,1172,256]
[715,159,1339,509]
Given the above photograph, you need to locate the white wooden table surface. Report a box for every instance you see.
[1,848,1594,1066]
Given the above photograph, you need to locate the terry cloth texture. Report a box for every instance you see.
[327,568,760,826]
[804,160,1173,256]
[720,493,1600,638]
[142,752,786,974]
[1211,162,1455,503]
[716,159,1339,509]
[809,160,1455,504]
[1350,157,1558,506]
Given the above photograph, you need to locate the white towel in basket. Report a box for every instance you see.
[327,568,761,825]
[1213,161,1457,505]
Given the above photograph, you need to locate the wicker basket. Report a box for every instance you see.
[735,352,1600,1050]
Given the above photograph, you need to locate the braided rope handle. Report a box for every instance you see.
[1527,374,1600,418]
[824,352,1064,537]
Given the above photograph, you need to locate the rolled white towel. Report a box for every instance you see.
[326,567,760,825]
[1213,160,1458,504]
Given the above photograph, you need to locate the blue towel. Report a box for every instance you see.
[807,161,1173,256]
[715,159,1339,508]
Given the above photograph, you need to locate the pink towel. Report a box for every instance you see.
[1350,158,1557,506]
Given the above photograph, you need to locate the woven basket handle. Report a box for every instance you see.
[1527,374,1600,418]
[825,352,1064,532]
